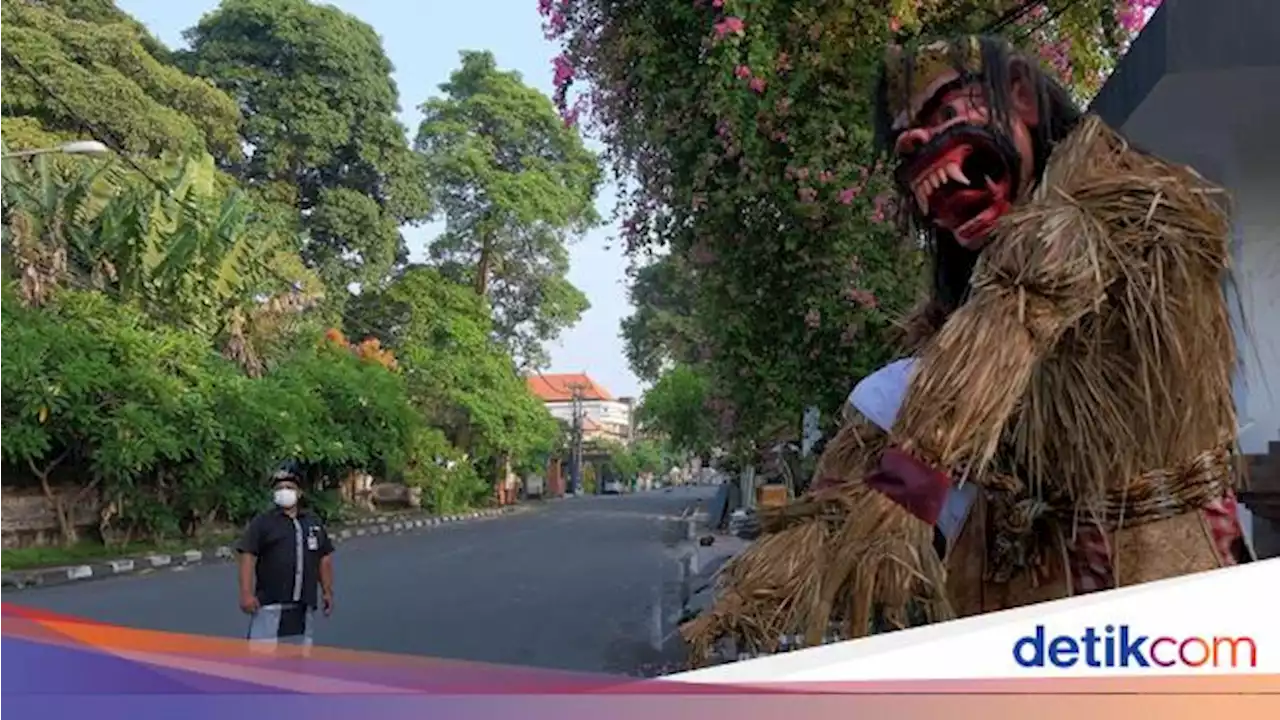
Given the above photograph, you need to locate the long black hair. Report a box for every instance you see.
[872,35,1083,318]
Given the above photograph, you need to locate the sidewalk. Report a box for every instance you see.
[626,503,752,677]
[1,505,527,592]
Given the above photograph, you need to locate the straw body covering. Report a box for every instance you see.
[682,115,1245,666]
[849,359,978,543]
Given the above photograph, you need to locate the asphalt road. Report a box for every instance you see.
[9,486,715,675]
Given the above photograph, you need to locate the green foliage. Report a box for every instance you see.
[621,253,701,384]
[360,266,563,478]
[0,0,242,160]
[402,429,490,514]
[600,438,667,485]
[180,0,432,290]
[2,286,236,539]
[0,283,429,543]
[0,1,607,553]
[628,438,668,476]
[1,151,321,374]
[415,50,601,368]
[636,365,716,458]
[265,342,422,481]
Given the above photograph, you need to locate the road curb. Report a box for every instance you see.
[1,506,520,592]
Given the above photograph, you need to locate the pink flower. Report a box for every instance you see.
[840,324,860,346]
[797,187,817,203]
[846,287,879,309]
[748,76,766,93]
[871,191,893,223]
[538,0,553,15]
[837,186,859,204]
[552,54,575,88]
[734,64,752,79]
[548,11,567,35]
[795,167,810,181]
[889,16,902,32]
[804,308,822,329]
[1116,0,1162,34]
[714,16,745,38]
[712,0,724,7]
[818,171,833,184]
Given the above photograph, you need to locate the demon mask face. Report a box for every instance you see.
[880,38,1045,250]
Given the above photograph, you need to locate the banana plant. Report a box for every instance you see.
[3,149,322,374]
[1,149,123,305]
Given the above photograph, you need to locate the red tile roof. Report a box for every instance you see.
[526,373,615,402]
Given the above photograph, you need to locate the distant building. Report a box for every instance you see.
[526,373,634,445]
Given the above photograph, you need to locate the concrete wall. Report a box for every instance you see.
[1,486,103,549]
[1230,139,1280,556]
[1229,144,1280,457]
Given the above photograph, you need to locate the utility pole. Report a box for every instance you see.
[568,382,586,495]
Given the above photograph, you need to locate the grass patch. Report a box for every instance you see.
[1,532,238,572]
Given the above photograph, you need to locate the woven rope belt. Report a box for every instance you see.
[982,443,1234,584]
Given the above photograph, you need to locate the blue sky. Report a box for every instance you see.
[117,0,641,398]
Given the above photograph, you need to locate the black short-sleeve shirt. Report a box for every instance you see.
[235,509,333,609]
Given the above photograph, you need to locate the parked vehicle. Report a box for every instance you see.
[602,479,624,495]
[524,474,545,499]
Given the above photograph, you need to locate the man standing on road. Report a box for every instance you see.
[236,468,334,650]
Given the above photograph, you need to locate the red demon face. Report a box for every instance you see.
[891,72,1040,249]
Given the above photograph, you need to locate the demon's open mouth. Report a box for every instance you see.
[897,126,1016,244]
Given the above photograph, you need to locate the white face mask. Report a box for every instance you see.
[273,488,299,508]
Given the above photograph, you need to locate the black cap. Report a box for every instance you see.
[271,461,301,484]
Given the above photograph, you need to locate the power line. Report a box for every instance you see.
[982,0,1050,33]
[2,47,177,198]
[1015,0,1087,42]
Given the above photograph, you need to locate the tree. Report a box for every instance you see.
[415,50,601,368]
[605,437,667,487]
[1,281,429,544]
[360,266,561,482]
[180,0,431,291]
[636,365,716,460]
[1,286,227,545]
[621,252,702,384]
[543,0,1141,456]
[0,0,242,161]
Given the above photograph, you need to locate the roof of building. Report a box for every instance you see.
[526,373,616,402]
